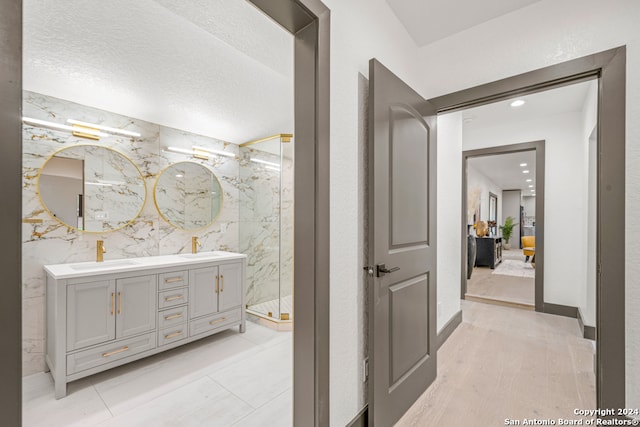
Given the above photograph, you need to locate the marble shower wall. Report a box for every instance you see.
[239,145,294,314]
[22,91,240,375]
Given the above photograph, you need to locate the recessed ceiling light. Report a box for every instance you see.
[531,189,535,192]
[522,170,530,174]
[528,185,534,188]
[510,99,526,107]
[520,163,527,167]
[526,179,532,182]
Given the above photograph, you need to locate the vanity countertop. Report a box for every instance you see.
[44,251,246,280]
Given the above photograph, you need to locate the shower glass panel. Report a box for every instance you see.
[240,136,293,322]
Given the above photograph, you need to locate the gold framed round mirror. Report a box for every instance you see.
[37,145,146,233]
[154,161,223,230]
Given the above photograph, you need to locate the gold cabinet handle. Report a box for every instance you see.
[164,294,184,302]
[110,292,115,316]
[164,331,183,340]
[164,277,183,284]
[164,313,183,321]
[118,292,122,315]
[102,346,129,358]
[215,275,219,294]
[221,275,224,292]
[209,317,227,326]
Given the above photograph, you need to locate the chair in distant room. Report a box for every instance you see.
[521,236,535,263]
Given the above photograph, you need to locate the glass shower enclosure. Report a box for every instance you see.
[239,135,293,324]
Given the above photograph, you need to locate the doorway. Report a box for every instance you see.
[463,143,544,311]
[0,1,330,425]
[430,46,625,411]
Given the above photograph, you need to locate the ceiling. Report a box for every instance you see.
[385,0,542,46]
[23,0,294,144]
[468,151,537,196]
[463,80,594,194]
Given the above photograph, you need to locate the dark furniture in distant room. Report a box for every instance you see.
[467,234,476,279]
[475,236,503,269]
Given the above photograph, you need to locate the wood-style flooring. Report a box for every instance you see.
[397,300,596,426]
[466,248,535,308]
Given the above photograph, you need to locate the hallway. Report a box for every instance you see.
[398,300,595,426]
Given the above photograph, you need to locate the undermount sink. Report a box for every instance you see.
[178,251,225,259]
[69,259,139,271]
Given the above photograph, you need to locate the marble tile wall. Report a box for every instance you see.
[22,91,240,375]
[239,146,294,314]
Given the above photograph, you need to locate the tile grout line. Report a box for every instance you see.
[206,375,259,411]
[228,386,293,426]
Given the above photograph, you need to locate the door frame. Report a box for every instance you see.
[430,46,626,410]
[462,140,545,312]
[0,0,331,424]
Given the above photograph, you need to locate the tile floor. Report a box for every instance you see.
[23,322,292,427]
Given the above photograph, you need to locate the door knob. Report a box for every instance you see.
[376,264,400,277]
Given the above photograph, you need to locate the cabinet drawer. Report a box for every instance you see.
[189,309,241,338]
[158,271,188,291]
[158,325,188,347]
[158,288,189,310]
[67,332,156,375]
[158,305,188,329]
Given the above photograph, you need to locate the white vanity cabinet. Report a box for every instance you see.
[45,252,246,399]
[66,275,156,352]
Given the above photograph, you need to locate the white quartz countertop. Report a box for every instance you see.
[44,251,246,280]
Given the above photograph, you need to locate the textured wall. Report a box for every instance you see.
[22,91,240,375]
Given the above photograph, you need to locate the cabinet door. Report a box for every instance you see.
[116,275,157,339]
[67,280,116,351]
[218,262,243,312]
[190,266,218,318]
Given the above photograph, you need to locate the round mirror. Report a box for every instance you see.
[37,145,146,232]
[154,162,223,230]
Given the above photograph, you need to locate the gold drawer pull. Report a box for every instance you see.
[164,313,183,321]
[118,292,122,315]
[165,295,184,302]
[221,275,224,292]
[215,275,219,294]
[102,346,129,358]
[165,331,183,340]
[164,277,183,283]
[209,317,227,326]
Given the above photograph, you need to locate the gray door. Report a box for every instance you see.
[115,275,157,338]
[218,262,242,312]
[190,266,219,318]
[66,280,116,351]
[368,59,437,426]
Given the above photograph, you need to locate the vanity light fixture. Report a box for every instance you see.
[522,170,530,174]
[85,181,113,187]
[510,99,526,107]
[67,119,141,138]
[528,185,534,188]
[250,158,280,168]
[192,145,235,158]
[23,117,109,139]
[165,146,211,160]
[520,163,527,167]
[526,179,532,182]
[175,174,184,178]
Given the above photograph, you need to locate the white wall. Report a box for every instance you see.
[415,0,640,409]
[320,0,424,424]
[437,113,462,333]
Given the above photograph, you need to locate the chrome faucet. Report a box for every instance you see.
[97,240,107,262]
[192,236,202,254]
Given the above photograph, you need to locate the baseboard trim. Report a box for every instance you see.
[543,302,578,319]
[577,307,597,341]
[437,310,462,349]
[346,405,368,427]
